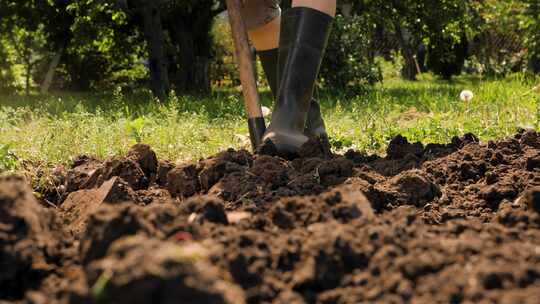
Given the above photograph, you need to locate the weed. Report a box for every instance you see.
[0,144,19,172]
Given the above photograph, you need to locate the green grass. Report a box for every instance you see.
[0,73,539,171]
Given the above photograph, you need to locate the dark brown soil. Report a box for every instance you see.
[2,132,540,303]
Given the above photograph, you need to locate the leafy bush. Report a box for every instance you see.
[65,2,147,91]
[210,20,239,88]
[211,19,271,91]
[319,15,382,92]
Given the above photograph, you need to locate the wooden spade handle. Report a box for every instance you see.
[226,0,266,149]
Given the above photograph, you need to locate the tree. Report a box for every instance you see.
[319,15,382,91]
[120,0,225,96]
[466,0,528,76]
[421,0,471,79]
[357,0,426,80]
[0,1,48,93]
[161,1,225,94]
[350,0,473,80]
[0,0,146,92]
[0,3,17,92]
[123,0,169,100]
[427,34,469,80]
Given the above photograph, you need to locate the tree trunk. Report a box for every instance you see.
[531,56,540,74]
[40,51,62,94]
[64,54,91,91]
[174,34,211,93]
[25,63,31,96]
[194,57,211,92]
[136,0,169,101]
[169,12,213,94]
[416,43,427,73]
[395,24,417,81]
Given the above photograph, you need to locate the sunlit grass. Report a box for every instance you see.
[0,73,539,171]
[325,73,540,152]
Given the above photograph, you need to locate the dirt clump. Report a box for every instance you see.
[167,163,200,198]
[386,134,424,160]
[0,177,66,300]
[79,203,157,265]
[522,187,540,214]
[40,145,157,206]
[92,157,149,190]
[156,159,174,186]
[378,169,441,208]
[126,144,158,178]
[61,177,139,236]
[83,235,245,304]
[181,195,229,225]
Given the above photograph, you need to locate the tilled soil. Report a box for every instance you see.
[1,130,540,303]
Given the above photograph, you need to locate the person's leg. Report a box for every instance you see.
[243,0,337,49]
[240,0,280,102]
[292,0,336,16]
[262,0,335,157]
[248,16,280,51]
[251,18,281,97]
[241,0,281,51]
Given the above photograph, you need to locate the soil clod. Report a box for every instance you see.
[4,132,540,303]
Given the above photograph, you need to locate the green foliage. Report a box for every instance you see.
[91,270,111,301]
[63,0,147,90]
[0,0,147,92]
[0,0,50,92]
[329,136,353,150]
[12,24,49,92]
[0,0,537,94]
[319,15,382,91]
[357,0,474,80]
[467,0,528,76]
[209,18,239,88]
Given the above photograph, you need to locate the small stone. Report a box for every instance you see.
[227,211,252,224]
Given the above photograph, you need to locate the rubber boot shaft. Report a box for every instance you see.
[258,49,279,98]
[262,7,333,157]
[258,49,327,138]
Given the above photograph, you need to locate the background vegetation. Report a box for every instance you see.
[0,0,538,96]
